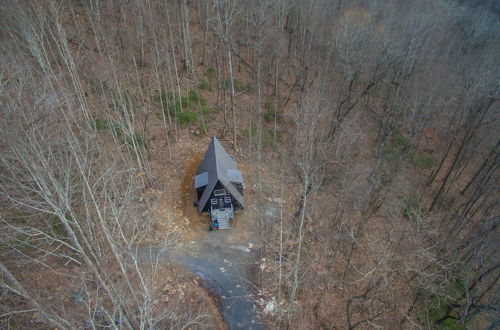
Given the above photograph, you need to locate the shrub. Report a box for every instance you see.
[393,135,411,150]
[94,118,109,131]
[176,108,214,125]
[125,132,146,151]
[243,124,280,148]
[413,152,436,169]
[220,79,230,90]
[109,122,147,152]
[204,67,217,79]
[243,123,257,138]
[151,92,172,106]
[152,90,211,126]
[164,90,206,114]
[204,67,217,90]
[383,134,435,170]
[221,78,253,93]
[384,134,410,158]
[187,90,206,106]
[121,89,136,104]
[105,122,146,151]
[403,197,426,222]
[111,122,123,137]
[384,147,401,157]
[177,111,199,124]
[263,100,277,123]
[384,134,419,161]
[417,275,468,330]
[198,80,210,91]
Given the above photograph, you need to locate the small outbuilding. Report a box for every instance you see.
[193,136,244,230]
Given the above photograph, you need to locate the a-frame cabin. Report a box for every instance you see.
[194,137,244,229]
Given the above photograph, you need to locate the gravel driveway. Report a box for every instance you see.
[135,230,264,330]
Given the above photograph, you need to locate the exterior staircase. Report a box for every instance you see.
[210,204,234,230]
[217,212,230,229]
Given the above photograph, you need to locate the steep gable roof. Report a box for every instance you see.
[197,137,244,213]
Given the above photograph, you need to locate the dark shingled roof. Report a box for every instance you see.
[196,136,244,214]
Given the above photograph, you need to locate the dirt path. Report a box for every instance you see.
[135,229,264,330]
[171,231,263,330]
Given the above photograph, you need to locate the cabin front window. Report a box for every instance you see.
[214,189,226,196]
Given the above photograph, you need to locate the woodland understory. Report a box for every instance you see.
[0,0,498,329]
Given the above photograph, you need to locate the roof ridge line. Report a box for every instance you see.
[213,136,221,179]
